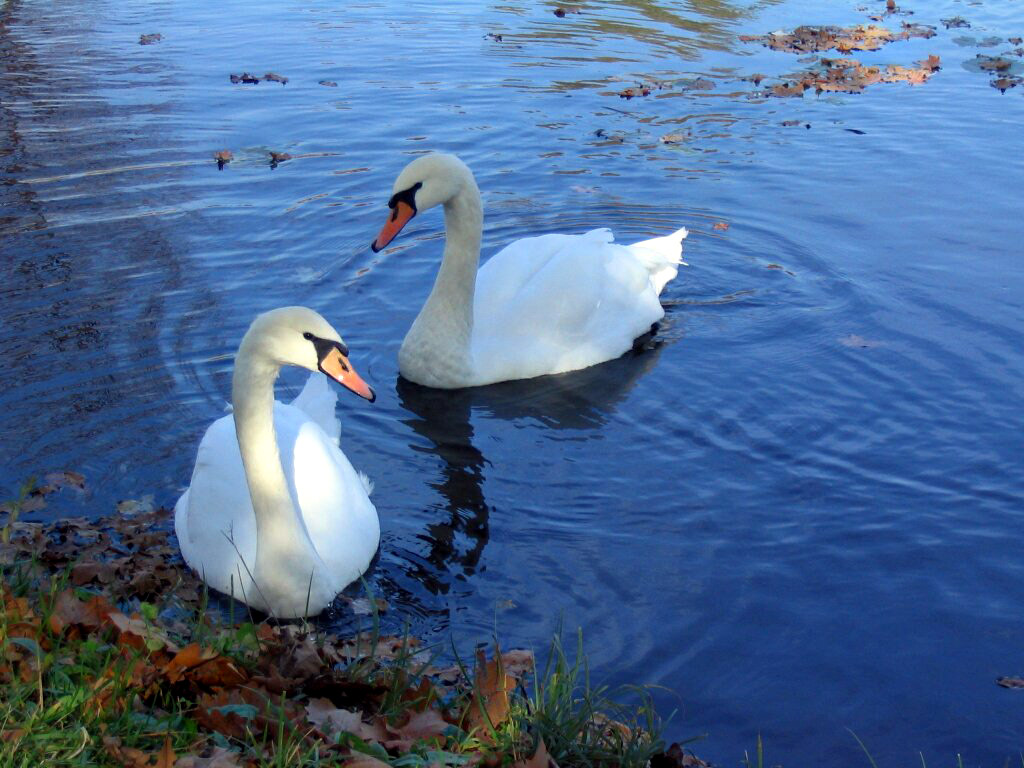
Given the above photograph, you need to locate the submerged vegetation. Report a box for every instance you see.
[0,485,700,768]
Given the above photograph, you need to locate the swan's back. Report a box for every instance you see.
[469,227,686,385]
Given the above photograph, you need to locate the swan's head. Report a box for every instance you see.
[241,307,375,401]
[371,153,475,252]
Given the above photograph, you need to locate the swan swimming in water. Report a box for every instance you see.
[372,153,687,389]
[174,306,379,619]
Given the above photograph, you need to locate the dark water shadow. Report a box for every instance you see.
[394,334,667,591]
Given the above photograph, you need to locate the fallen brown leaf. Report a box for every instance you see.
[156,736,177,768]
[44,471,86,491]
[384,708,450,752]
[997,676,1024,689]
[305,698,373,739]
[713,221,729,231]
[941,16,970,29]
[465,646,514,736]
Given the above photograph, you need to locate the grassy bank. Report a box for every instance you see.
[0,490,703,768]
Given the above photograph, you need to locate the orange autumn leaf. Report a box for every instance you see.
[465,646,514,736]
[155,736,176,768]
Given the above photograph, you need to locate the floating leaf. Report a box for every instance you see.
[941,16,970,29]
[139,33,162,45]
[214,150,233,170]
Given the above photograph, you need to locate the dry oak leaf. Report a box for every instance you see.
[108,611,179,653]
[385,708,450,751]
[163,643,247,687]
[102,735,152,768]
[305,698,378,740]
[465,646,514,736]
[48,588,115,635]
[156,736,177,768]
[997,676,1024,688]
[44,470,86,490]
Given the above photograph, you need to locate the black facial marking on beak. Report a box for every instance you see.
[387,181,422,219]
[306,333,349,367]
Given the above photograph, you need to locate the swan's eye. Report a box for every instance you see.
[303,332,314,341]
[387,181,423,214]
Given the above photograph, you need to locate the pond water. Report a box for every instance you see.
[2,0,1023,762]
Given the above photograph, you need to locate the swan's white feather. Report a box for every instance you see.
[468,226,688,386]
[291,373,341,441]
[174,398,378,612]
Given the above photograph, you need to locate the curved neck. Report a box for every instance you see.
[429,187,483,338]
[400,181,482,383]
[231,344,300,549]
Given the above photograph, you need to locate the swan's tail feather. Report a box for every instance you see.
[629,226,688,295]
[292,374,342,442]
[358,472,374,497]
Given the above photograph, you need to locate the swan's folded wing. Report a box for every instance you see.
[175,414,258,599]
[472,228,663,381]
[280,405,380,588]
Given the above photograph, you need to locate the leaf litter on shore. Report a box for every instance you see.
[1,495,680,767]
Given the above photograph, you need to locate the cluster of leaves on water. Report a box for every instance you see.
[0,484,698,768]
[229,72,289,86]
[736,21,941,99]
[595,1,1024,147]
[739,21,936,54]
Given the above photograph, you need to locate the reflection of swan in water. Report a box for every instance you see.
[397,378,489,591]
[467,328,668,430]
[394,334,667,591]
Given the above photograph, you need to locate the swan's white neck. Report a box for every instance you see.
[232,341,321,610]
[399,181,482,387]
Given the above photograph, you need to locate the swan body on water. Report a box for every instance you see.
[174,307,379,619]
[372,153,687,389]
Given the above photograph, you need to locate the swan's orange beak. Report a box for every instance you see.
[319,346,376,402]
[371,200,415,252]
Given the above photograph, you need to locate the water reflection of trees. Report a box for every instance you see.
[494,0,783,63]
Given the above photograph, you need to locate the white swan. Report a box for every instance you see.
[174,307,380,619]
[371,153,687,389]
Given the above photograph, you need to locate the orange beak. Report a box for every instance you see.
[371,199,415,252]
[318,346,376,402]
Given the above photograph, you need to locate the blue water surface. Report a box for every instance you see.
[1,0,1023,763]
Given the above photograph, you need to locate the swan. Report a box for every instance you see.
[174,307,380,619]
[371,153,687,389]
